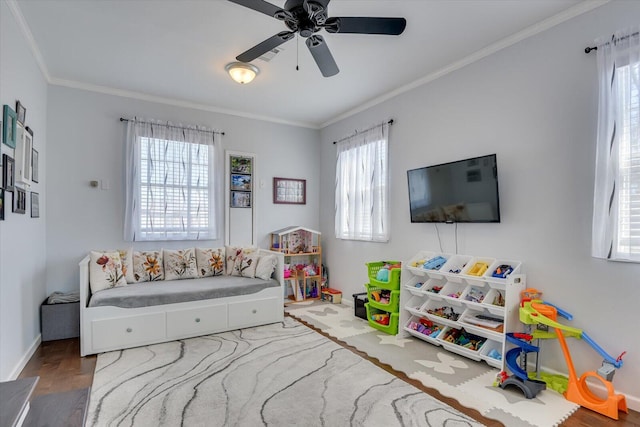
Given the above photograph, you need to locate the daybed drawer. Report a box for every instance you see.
[228,297,281,329]
[166,304,228,338]
[92,313,165,351]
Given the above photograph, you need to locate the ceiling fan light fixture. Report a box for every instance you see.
[225,62,260,84]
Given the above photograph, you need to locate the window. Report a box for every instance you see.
[592,29,640,261]
[334,122,390,242]
[124,119,220,241]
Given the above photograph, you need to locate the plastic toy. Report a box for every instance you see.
[467,262,488,276]
[376,268,389,282]
[422,256,447,270]
[492,264,513,278]
[371,313,390,325]
[497,288,628,420]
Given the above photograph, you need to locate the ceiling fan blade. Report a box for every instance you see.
[324,17,406,35]
[306,35,339,77]
[236,31,295,62]
[227,0,283,18]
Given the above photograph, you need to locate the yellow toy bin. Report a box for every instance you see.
[365,303,399,335]
[366,261,402,290]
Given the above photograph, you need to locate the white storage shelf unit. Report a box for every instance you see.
[399,251,525,370]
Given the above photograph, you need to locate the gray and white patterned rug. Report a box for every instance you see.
[88,317,485,426]
[285,301,579,427]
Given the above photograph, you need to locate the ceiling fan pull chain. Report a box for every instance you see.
[296,34,300,71]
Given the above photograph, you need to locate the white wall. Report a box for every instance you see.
[46,86,320,294]
[0,0,48,380]
[319,0,640,407]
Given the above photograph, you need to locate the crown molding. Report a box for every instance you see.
[320,0,610,128]
[6,0,51,82]
[49,77,319,129]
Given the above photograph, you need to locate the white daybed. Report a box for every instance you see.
[79,249,285,356]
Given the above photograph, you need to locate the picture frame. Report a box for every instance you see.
[13,187,26,214]
[273,177,306,205]
[15,100,26,124]
[3,105,17,148]
[2,154,15,192]
[230,190,251,208]
[230,173,251,191]
[32,148,39,183]
[30,192,39,218]
[230,156,252,174]
[0,189,4,221]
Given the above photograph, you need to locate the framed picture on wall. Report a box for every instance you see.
[2,154,15,192]
[32,148,39,183]
[230,156,252,174]
[3,105,17,148]
[230,191,251,208]
[230,173,251,191]
[15,100,26,124]
[13,187,26,214]
[273,177,306,204]
[31,192,39,218]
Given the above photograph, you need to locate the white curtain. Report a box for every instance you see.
[592,28,640,261]
[124,118,222,241]
[335,122,389,242]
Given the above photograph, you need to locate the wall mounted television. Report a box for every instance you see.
[407,154,500,223]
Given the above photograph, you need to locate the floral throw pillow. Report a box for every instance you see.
[225,246,258,277]
[117,248,135,284]
[133,250,164,282]
[195,248,225,277]
[89,251,127,293]
[164,248,198,281]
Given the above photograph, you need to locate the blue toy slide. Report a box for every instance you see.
[505,333,540,381]
[582,332,623,369]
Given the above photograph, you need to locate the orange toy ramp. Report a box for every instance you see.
[565,371,628,420]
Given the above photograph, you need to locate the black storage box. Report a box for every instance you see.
[353,292,368,320]
[41,300,80,341]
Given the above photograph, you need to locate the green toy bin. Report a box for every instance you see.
[365,283,400,312]
[366,261,402,290]
[365,303,399,335]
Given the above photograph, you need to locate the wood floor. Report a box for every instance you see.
[19,333,640,426]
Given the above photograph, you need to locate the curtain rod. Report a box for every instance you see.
[333,119,394,145]
[119,117,225,136]
[584,31,639,53]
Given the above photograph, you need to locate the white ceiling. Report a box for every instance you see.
[14,0,601,128]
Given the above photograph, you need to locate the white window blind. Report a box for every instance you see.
[124,119,221,241]
[335,122,390,242]
[592,28,640,261]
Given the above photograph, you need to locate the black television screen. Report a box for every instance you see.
[407,154,500,223]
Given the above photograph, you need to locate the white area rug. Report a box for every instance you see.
[88,317,485,426]
[286,302,579,427]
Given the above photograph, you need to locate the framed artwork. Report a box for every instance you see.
[31,192,39,218]
[230,173,251,191]
[230,156,252,174]
[15,100,26,124]
[3,105,17,148]
[0,189,4,220]
[32,148,39,183]
[2,154,15,192]
[230,191,251,208]
[273,177,306,204]
[13,187,26,214]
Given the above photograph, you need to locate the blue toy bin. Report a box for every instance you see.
[366,261,401,290]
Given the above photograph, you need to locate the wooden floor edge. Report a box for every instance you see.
[285,312,504,427]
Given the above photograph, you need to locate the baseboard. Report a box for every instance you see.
[537,364,639,412]
[7,333,41,380]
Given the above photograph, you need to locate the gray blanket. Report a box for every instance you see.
[89,276,280,308]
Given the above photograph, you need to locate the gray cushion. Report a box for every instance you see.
[88,276,279,308]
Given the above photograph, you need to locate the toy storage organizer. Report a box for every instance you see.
[365,261,401,334]
[399,251,526,370]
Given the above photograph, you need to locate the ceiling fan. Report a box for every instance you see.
[228,0,406,77]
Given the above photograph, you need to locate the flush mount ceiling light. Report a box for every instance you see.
[225,62,260,84]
